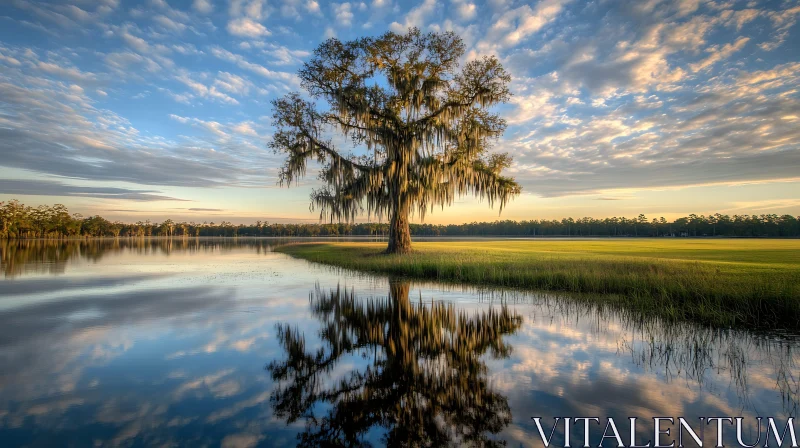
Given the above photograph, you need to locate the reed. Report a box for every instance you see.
[276,239,800,330]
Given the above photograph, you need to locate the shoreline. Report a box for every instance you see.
[275,240,800,331]
[4,235,799,241]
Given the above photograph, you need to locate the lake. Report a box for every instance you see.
[0,238,797,447]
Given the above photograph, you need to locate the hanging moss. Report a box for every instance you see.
[269,28,521,253]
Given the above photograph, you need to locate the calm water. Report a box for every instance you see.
[0,239,797,447]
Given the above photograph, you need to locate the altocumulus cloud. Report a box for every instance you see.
[0,179,187,202]
[0,0,798,205]
[0,43,276,193]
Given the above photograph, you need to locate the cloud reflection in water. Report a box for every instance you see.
[0,239,796,446]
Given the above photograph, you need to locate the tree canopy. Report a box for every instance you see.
[269,28,521,253]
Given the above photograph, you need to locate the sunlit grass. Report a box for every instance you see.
[276,239,800,330]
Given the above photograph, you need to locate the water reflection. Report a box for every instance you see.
[499,297,799,445]
[268,280,522,446]
[526,295,799,411]
[0,238,289,278]
[0,240,797,446]
[617,316,799,416]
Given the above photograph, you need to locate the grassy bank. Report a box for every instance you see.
[276,239,800,330]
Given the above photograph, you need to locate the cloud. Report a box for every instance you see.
[476,0,570,52]
[231,122,258,137]
[221,434,264,448]
[0,179,186,201]
[390,0,438,33]
[451,0,477,21]
[689,36,750,72]
[735,62,800,89]
[61,5,93,22]
[170,114,231,139]
[169,115,265,142]
[105,51,163,74]
[10,0,79,29]
[176,72,240,105]
[119,28,152,53]
[725,8,760,31]
[229,0,267,20]
[333,3,354,26]
[192,0,213,14]
[508,90,558,124]
[759,5,800,51]
[227,18,271,38]
[2,0,798,213]
[209,46,299,87]
[169,114,190,124]
[674,0,700,18]
[172,43,203,55]
[36,61,97,83]
[0,126,249,189]
[263,45,310,65]
[306,0,321,15]
[528,14,728,98]
[213,72,253,95]
[0,67,270,189]
[497,4,800,199]
[507,66,800,197]
[0,50,22,66]
[153,14,186,33]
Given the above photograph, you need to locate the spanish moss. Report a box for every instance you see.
[269,28,521,254]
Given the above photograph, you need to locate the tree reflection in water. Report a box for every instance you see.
[0,237,289,278]
[267,279,523,447]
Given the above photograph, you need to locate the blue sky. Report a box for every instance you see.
[0,0,798,223]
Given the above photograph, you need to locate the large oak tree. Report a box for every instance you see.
[269,28,520,253]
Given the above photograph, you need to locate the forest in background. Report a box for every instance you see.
[2,200,799,238]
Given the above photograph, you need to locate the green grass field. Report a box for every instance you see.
[276,239,800,330]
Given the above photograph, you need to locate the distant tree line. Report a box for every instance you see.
[2,200,799,239]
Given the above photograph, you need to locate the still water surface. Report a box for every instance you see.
[0,239,797,447]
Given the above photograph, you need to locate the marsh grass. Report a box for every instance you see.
[276,239,800,330]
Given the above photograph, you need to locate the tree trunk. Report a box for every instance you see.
[389,279,411,306]
[387,205,412,254]
[387,279,412,362]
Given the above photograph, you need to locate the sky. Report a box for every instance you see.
[0,0,799,224]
